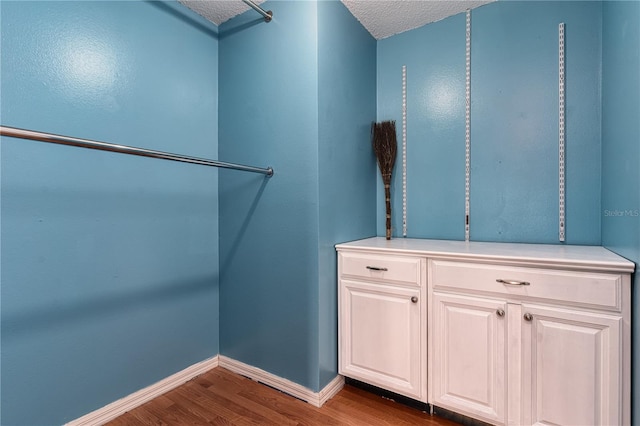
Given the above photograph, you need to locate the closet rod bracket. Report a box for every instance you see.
[242,0,272,22]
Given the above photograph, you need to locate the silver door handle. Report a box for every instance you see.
[496,278,530,286]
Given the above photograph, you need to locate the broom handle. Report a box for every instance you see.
[385,183,392,240]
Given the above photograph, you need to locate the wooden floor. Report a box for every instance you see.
[107,367,462,425]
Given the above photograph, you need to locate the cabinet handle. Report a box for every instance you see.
[411,296,418,303]
[366,266,388,271]
[496,309,505,317]
[496,278,530,286]
[523,313,533,322]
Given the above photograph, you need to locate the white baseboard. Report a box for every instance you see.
[67,355,344,425]
[218,355,344,408]
[315,373,346,407]
[66,356,219,426]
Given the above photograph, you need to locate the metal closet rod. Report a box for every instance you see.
[0,126,274,177]
[242,0,272,22]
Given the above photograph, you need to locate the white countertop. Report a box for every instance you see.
[336,237,635,274]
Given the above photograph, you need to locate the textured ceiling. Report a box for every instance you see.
[180,0,494,40]
[179,0,267,27]
[342,1,494,39]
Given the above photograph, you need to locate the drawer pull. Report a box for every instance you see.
[366,266,388,272]
[496,309,505,317]
[496,278,530,286]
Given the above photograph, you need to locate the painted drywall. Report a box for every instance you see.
[219,0,376,392]
[377,1,603,244]
[377,12,466,240]
[218,0,322,390]
[601,1,640,422]
[0,2,220,424]
[2,0,636,423]
[317,0,377,389]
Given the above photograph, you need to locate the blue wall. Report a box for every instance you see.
[2,0,638,423]
[219,0,375,392]
[0,2,220,424]
[602,1,640,421]
[377,13,466,240]
[377,1,602,244]
[219,0,322,390]
[317,0,377,388]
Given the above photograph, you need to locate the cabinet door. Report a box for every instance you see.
[431,292,507,425]
[521,304,622,426]
[339,279,422,400]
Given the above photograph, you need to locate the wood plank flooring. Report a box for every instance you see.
[107,367,462,425]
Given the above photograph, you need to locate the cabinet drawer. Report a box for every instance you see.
[340,252,421,285]
[430,260,623,311]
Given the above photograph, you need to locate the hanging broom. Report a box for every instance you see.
[372,121,398,240]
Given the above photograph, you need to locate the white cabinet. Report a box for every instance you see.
[336,237,633,426]
[429,259,631,426]
[521,303,622,426]
[430,292,506,424]
[340,280,422,399]
[338,251,426,401]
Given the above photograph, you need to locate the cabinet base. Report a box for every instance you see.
[431,406,494,426]
[344,377,429,412]
[344,378,495,426]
